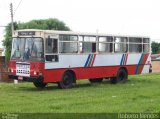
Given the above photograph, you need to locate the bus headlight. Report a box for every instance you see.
[34,71,37,75]
[33,71,43,76]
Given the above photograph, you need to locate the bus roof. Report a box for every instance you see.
[14,29,150,38]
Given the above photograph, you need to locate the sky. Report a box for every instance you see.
[1,0,160,53]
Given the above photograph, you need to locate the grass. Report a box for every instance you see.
[0,73,160,114]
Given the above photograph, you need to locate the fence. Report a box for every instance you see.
[0,64,10,82]
[0,56,10,82]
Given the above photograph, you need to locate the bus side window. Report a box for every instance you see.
[98,36,113,53]
[129,37,142,53]
[45,55,58,62]
[59,35,78,53]
[92,43,96,52]
[114,37,128,53]
[143,38,150,53]
[46,38,58,53]
[45,37,58,62]
[82,36,96,53]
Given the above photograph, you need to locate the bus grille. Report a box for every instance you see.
[16,63,30,77]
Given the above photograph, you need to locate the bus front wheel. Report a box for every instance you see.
[33,81,47,88]
[110,68,128,84]
[58,71,74,89]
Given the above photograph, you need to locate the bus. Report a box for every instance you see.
[8,29,151,89]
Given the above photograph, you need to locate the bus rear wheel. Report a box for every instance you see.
[110,68,128,84]
[58,71,74,89]
[33,81,47,88]
[89,78,103,83]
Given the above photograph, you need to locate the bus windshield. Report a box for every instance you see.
[11,37,44,61]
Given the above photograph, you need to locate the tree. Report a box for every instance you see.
[151,41,160,54]
[3,18,70,62]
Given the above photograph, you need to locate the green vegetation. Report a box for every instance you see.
[151,41,160,54]
[0,73,160,113]
[3,18,70,62]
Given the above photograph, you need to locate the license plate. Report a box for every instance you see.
[18,76,23,80]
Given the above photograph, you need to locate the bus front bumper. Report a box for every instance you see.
[8,75,43,82]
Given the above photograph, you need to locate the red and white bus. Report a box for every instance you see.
[8,29,151,88]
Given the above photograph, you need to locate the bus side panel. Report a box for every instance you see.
[43,65,143,83]
[43,69,65,83]
[138,54,150,74]
[74,65,139,80]
[43,53,150,83]
[43,66,119,83]
[73,66,119,79]
[141,65,150,74]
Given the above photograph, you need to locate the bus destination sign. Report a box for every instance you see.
[18,31,35,36]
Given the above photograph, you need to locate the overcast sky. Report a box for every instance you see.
[1,0,160,49]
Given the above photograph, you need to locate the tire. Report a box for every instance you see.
[33,81,47,88]
[89,78,103,83]
[110,68,128,84]
[58,71,75,89]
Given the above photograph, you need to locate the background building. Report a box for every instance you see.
[0,48,3,56]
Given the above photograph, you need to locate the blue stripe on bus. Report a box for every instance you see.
[120,54,125,65]
[84,54,91,67]
[87,54,93,67]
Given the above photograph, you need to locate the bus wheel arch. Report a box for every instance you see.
[110,67,128,84]
[58,70,76,89]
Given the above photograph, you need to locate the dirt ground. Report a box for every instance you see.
[152,60,160,73]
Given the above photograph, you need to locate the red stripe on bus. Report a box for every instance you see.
[124,53,128,65]
[91,54,96,67]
